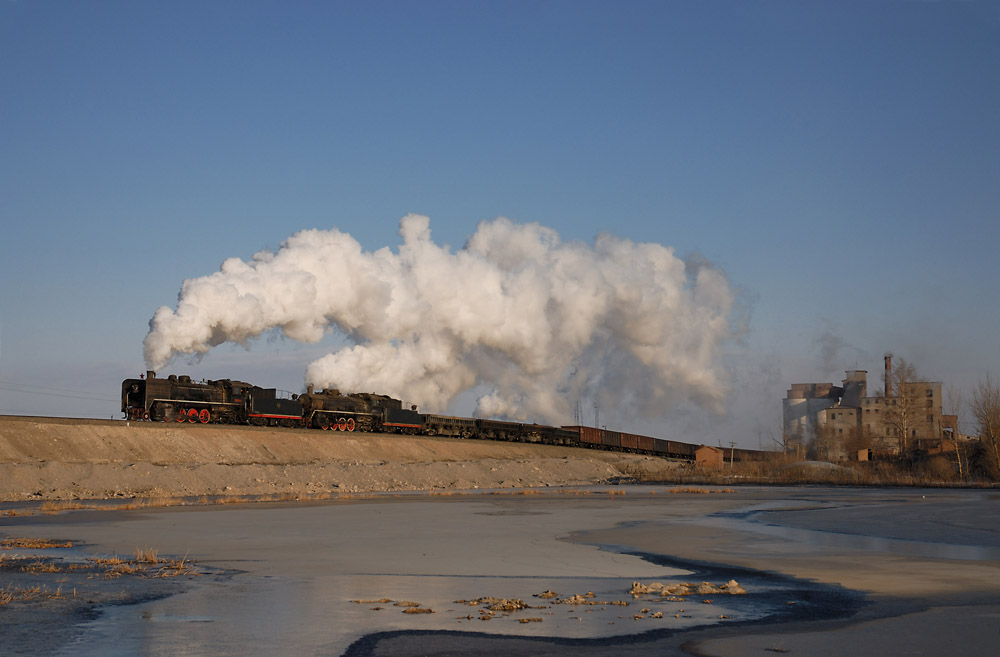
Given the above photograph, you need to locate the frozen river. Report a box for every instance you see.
[4,486,1000,656]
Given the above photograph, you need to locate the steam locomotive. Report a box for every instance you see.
[121,371,421,432]
[121,371,764,463]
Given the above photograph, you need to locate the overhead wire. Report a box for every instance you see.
[0,380,119,403]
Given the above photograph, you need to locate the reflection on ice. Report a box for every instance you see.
[60,572,776,657]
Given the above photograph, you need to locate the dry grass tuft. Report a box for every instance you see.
[153,555,193,578]
[87,550,197,579]
[90,554,126,568]
[39,501,92,514]
[0,584,66,606]
[1,537,73,550]
[19,560,64,574]
[351,598,393,604]
[117,497,184,510]
[668,487,736,494]
[30,497,192,517]
[135,547,159,564]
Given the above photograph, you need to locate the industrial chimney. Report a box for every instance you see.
[884,353,893,397]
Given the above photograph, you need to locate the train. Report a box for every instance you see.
[121,371,774,464]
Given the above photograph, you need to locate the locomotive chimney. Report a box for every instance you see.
[884,353,892,398]
[147,370,156,380]
[307,384,314,395]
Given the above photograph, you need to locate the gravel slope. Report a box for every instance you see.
[0,415,681,501]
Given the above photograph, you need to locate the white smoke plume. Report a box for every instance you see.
[144,215,737,424]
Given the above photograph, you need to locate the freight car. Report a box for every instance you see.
[122,372,709,463]
[422,414,476,438]
[560,426,694,461]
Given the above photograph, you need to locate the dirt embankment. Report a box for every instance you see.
[0,416,681,501]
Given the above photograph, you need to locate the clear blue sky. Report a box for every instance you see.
[2,0,998,446]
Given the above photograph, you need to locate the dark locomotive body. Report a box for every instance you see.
[122,373,255,424]
[122,372,711,463]
[297,387,420,432]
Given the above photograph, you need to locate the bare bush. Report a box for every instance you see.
[970,375,1000,480]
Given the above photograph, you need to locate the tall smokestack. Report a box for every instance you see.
[884,353,893,397]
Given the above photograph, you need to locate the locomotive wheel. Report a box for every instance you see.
[187,408,199,423]
[337,418,347,431]
[199,408,211,424]
[176,409,187,423]
[320,418,331,430]
[346,417,355,432]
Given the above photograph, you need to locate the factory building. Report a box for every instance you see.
[782,355,946,459]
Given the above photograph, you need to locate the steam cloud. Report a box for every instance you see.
[144,215,737,424]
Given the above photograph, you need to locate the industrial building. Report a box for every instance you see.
[783,355,951,460]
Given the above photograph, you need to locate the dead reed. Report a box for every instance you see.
[19,560,63,574]
[89,551,196,579]
[0,584,67,606]
[39,501,93,514]
[135,547,159,564]
[668,488,736,494]
[1,537,73,550]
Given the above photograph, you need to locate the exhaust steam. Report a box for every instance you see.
[144,215,737,424]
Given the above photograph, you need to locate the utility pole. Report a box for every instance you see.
[729,442,736,468]
[594,402,599,430]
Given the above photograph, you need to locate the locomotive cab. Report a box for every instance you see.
[121,372,153,420]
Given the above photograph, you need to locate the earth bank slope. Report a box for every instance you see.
[0,416,680,501]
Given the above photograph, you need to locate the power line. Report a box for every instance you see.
[0,381,119,403]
